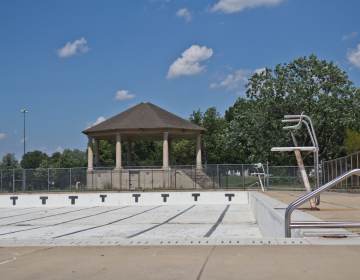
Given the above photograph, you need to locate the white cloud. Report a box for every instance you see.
[254,67,266,74]
[57,37,89,58]
[176,8,192,22]
[115,90,135,101]
[167,45,213,79]
[210,69,249,91]
[342,32,358,41]
[211,0,283,14]
[55,146,64,153]
[0,133,6,140]
[92,116,106,126]
[347,44,360,68]
[86,116,107,129]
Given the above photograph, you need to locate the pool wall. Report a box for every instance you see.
[0,191,248,207]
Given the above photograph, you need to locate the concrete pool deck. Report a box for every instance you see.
[266,191,360,234]
[1,246,360,280]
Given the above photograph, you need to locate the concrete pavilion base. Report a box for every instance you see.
[86,168,201,190]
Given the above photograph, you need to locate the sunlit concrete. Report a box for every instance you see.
[0,204,261,246]
[1,246,360,280]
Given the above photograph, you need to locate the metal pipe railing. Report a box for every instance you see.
[285,168,360,237]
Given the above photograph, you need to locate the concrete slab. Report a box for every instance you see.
[266,191,360,233]
[0,246,360,280]
[0,204,261,246]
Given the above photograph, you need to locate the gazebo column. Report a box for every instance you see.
[87,137,94,171]
[94,139,99,166]
[196,134,202,169]
[162,132,169,169]
[115,133,122,170]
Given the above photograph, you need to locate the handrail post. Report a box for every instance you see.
[285,169,360,238]
[285,207,292,237]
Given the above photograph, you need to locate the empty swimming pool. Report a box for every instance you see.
[0,191,358,246]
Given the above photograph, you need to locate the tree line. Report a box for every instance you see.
[1,55,360,169]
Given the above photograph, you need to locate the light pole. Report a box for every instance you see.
[20,108,28,157]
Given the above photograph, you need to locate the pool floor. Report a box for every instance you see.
[0,204,262,246]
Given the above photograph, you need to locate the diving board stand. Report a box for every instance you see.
[271,114,320,209]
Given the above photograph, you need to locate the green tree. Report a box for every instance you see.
[201,107,227,163]
[344,129,360,154]
[59,149,87,168]
[98,140,115,167]
[227,55,360,164]
[21,151,49,169]
[0,153,19,169]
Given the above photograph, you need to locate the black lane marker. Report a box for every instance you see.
[0,206,130,237]
[192,193,200,202]
[68,196,78,205]
[225,193,235,202]
[127,205,196,239]
[0,207,66,220]
[10,196,18,205]
[2,206,99,226]
[132,194,141,203]
[40,196,48,205]
[203,205,230,238]
[53,205,163,239]
[161,194,169,202]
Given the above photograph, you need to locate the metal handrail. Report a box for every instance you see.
[285,168,360,237]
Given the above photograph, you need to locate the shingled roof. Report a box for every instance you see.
[83,102,205,135]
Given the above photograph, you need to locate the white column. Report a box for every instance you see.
[196,134,202,169]
[115,133,122,170]
[87,137,94,171]
[162,132,169,169]
[94,139,99,166]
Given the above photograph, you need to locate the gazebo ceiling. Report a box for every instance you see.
[83,102,205,137]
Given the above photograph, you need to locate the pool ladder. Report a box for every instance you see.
[285,169,360,238]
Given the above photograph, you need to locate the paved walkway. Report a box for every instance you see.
[0,246,360,280]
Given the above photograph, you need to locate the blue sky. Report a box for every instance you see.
[0,0,359,159]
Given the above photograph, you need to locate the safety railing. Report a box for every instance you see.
[285,169,360,237]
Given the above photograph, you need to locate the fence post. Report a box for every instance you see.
[47,168,50,191]
[0,169,2,192]
[356,153,360,187]
[266,162,269,189]
[69,168,72,191]
[22,169,26,191]
[110,169,113,190]
[194,166,197,189]
[242,164,245,190]
[320,160,324,186]
[12,169,15,193]
[350,155,353,189]
[217,164,220,188]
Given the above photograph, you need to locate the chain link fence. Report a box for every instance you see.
[0,163,322,193]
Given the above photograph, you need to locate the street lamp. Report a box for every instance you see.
[20,108,28,157]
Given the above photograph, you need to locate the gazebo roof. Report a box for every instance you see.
[83,102,205,135]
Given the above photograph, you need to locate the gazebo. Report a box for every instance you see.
[82,102,205,189]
